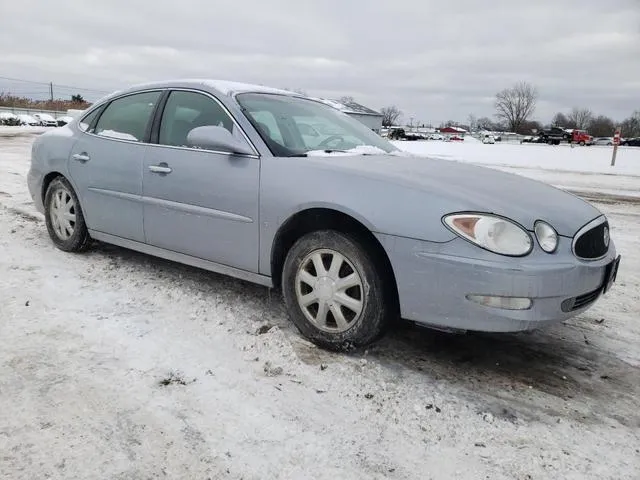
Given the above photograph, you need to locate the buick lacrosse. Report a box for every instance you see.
[28,79,620,349]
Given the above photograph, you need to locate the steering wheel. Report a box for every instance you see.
[317,135,345,149]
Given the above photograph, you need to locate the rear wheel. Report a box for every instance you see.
[282,230,390,350]
[44,176,91,252]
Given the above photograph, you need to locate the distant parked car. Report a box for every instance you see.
[482,134,495,144]
[28,78,621,350]
[621,137,640,147]
[56,116,75,127]
[33,113,58,127]
[0,112,22,126]
[429,133,444,140]
[593,137,614,146]
[17,114,41,126]
[448,135,464,141]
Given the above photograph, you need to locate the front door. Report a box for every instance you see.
[142,90,260,272]
[68,91,162,242]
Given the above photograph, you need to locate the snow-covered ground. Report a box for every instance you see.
[392,140,640,200]
[0,125,50,137]
[1,134,640,479]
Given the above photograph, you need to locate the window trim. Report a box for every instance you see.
[149,88,260,158]
[78,103,106,133]
[78,89,165,145]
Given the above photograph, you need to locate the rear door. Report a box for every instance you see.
[142,89,260,271]
[68,91,162,242]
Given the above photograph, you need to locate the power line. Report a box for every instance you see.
[0,76,110,94]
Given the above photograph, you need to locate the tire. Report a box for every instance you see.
[44,176,91,252]
[547,139,553,145]
[579,141,585,146]
[282,230,390,350]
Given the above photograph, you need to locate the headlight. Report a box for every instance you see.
[443,213,533,256]
[534,220,558,253]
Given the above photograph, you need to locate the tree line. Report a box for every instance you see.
[0,93,90,112]
[380,81,639,138]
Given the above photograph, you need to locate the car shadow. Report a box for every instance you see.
[89,241,640,429]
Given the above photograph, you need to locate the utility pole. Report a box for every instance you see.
[49,82,54,101]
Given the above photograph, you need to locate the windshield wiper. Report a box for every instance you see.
[285,149,346,157]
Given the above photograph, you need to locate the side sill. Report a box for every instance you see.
[89,230,273,287]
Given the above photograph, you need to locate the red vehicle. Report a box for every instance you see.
[568,129,594,146]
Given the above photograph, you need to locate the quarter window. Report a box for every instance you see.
[158,91,242,149]
[78,108,101,132]
[94,91,161,142]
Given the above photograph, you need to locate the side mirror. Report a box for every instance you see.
[186,126,255,155]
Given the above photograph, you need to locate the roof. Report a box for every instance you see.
[100,79,299,103]
[439,126,468,133]
[95,80,382,118]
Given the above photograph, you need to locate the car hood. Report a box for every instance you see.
[308,153,601,237]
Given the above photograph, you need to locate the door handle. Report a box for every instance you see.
[148,164,172,174]
[72,153,90,163]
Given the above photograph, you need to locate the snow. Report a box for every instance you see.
[389,141,640,201]
[97,129,139,141]
[1,133,640,479]
[0,125,50,136]
[306,145,393,156]
[0,111,19,120]
[391,140,640,176]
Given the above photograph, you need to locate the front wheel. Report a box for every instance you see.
[44,176,91,252]
[282,230,390,350]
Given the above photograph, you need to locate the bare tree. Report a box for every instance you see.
[476,116,495,131]
[620,110,640,138]
[567,108,593,130]
[588,115,615,137]
[521,119,543,134]
[495,82,538,133]
[380,106,402,127]
[551,112,569,128]
[467,114,478,132]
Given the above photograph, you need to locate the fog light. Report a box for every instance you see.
[466,295,532,310]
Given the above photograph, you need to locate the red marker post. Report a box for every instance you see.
[611,127,621,167]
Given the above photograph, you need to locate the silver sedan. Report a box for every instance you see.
[28,79,620,350]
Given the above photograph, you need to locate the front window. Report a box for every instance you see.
[158,90,247,149]
[236,93,396,156]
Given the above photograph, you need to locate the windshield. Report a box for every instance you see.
[236,93,397,156]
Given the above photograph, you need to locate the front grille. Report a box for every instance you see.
[574,220,609,259]
[561,287,601,312]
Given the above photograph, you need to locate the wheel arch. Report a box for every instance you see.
[41,171,66,204]
[270,207,399,312]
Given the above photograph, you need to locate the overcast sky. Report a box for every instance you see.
[1,0,639,125]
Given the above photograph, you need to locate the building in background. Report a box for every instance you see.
[438,126,468,135]
[311,97,383,133]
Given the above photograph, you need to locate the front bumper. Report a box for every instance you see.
[376,233,617,332]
